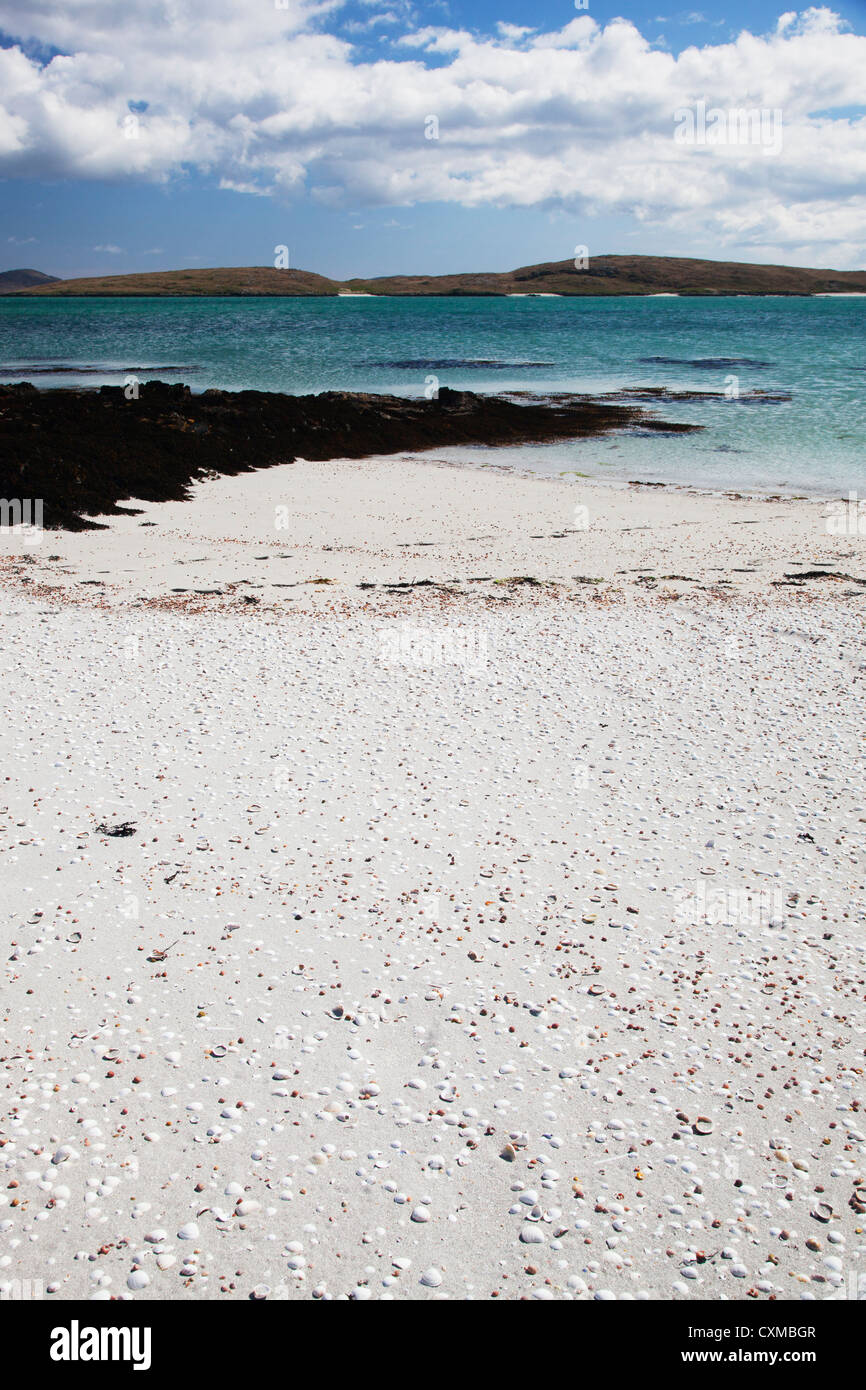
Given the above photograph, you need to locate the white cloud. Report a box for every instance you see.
[496,23,535,42]
[0,3,864,263]
[530,17,598,48]
[93,243,122,253]
[776,6,847,36]
[219,178,270,196]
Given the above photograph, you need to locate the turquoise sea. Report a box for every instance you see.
[1,294,864,494]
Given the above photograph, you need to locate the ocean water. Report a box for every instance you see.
[0,294,864,495]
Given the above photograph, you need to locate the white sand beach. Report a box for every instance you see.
[2,451,863,605]
[1,456,864,1302]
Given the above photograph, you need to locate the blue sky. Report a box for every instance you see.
[1,1,865,277]
[341,0,866,54]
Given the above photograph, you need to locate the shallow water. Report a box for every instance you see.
[1,294,863,493]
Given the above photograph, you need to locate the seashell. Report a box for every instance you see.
[520,1225,545,1244]
[811,1203,833,1223]
[693,1117,713,1135]
[67,932,82,943]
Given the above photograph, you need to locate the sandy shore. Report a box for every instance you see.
[1,451,864,605]
[1,457,864,1302]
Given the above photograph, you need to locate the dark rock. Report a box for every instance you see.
[0,382,699,531]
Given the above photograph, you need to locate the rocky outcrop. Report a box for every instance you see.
[0,381,698,530]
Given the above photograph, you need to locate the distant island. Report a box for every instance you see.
[3,255,866,298]
[0,268,62,290]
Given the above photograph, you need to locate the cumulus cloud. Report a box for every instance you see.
[0,2,864,262]
[496,23,535,42]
